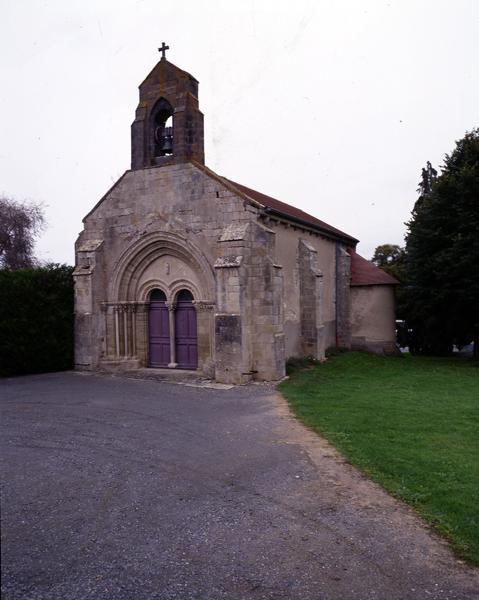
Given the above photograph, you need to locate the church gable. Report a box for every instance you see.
[80,162,258,252]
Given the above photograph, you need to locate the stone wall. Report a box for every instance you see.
[73,239,106,370]
[246,224,285,381]
[265,220,349,358]
[213,221,285,383]
[351,285,398,355]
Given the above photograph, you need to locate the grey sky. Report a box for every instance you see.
[1,0,478,264]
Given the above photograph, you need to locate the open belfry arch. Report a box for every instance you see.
[74,45,398,384]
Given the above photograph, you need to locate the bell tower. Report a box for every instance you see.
[131,44,205,169]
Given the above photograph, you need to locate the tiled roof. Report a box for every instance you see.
[350,250,399,286]
[224,179,358,244]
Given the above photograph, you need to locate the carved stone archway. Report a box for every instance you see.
[110,231,215,302]
[101,232,215,376]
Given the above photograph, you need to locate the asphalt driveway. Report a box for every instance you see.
[1,372,478,599]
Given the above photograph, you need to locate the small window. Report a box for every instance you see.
[176,289,194,302]
[150,289,167,301]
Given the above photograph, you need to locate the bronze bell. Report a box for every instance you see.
[162,135,173,154]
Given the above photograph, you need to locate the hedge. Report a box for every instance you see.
[0,264,74,377]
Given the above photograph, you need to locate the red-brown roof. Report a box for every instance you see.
[350,251,399,286]
[224,179,358,244]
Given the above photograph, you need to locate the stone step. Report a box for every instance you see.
[113,368,236,389]
[118,367,207,384]
[98,361,203,382]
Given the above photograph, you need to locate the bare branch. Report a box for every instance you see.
[0,196,46,269]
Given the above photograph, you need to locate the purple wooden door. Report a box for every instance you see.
[175,291,198,369]
[149,291,170,367]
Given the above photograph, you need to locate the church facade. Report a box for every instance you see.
[74,54,397,384]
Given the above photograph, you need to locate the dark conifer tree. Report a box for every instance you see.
[405,128,479,356]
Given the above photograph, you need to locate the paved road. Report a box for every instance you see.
[1,372,478,600]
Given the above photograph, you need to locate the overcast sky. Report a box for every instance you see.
[1,0,478,264]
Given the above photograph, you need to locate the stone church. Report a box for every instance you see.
[74,51,397,384]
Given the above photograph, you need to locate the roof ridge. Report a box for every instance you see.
[223,177,358,244]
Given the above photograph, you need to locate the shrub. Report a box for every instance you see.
[0,264,74,376]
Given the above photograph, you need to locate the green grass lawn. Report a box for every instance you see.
[279,352,479,564]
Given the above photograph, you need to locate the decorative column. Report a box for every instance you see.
[114,305,121,357]
[122,304,129,357]
[166,302,177,368]
[131,304,137,357]
[98,301,143,365]
[101,303,108,359]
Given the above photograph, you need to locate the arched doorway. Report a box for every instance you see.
[175,289,198,369]
[109,232,215,372]
[148,289,170,367]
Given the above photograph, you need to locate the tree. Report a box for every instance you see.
[0,196,45,269]
[372,244,404,267]
[405,128,479,357]
[372,244,406,282]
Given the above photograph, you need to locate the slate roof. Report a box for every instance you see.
[350,250,399,286]
[224,179,358,245]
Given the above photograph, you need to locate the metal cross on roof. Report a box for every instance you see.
[158,42,169,60]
